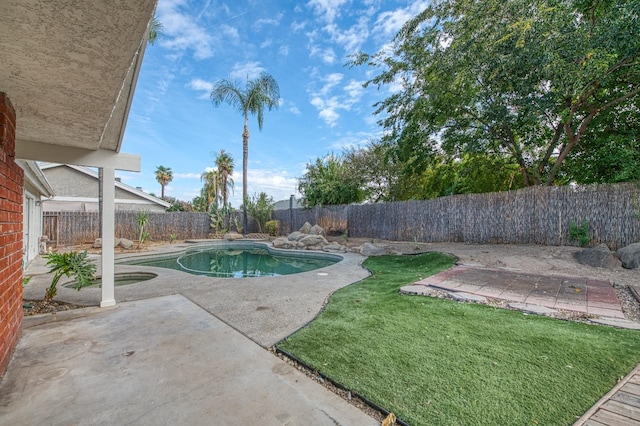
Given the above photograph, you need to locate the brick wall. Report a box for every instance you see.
[0,92,24,375]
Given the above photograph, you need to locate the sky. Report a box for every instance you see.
[117,0,428,206]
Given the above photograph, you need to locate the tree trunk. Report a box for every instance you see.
[242,122,250,235]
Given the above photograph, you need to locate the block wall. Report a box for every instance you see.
[0,92,24,375]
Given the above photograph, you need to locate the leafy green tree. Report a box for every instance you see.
[154,165,173,199]
[214,149,235,206]
[191,194,209,212]
[243,192,274,233]
[343,141,401,202]
[298,154,366,207]
[210,73,280,232]
[560,107,640,184]
[200,169,219,212]
[352,0,640,187]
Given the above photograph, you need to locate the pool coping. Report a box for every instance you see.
[23,240,371,347]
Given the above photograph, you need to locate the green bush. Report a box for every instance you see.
[569,220,590,247]
[43,251,97,301]
[265,220,280,236]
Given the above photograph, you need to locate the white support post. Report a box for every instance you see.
[100,167,116,307]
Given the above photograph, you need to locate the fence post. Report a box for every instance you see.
[289,194,295,234]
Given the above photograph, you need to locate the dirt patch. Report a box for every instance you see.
[23,299,88,316]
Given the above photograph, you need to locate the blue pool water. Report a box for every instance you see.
[120,246,338,278]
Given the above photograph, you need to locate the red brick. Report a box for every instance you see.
[0,92,22,375]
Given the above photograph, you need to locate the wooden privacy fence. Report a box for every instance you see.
[273,183,640,250]
[45,212,212,246]
[45,183,640,249]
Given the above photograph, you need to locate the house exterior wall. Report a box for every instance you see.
[22,182,45,263]
[41,166,167,212]
[44,166,97,197]
[0,92,24,375]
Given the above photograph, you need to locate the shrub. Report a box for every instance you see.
[569,220,590,247]
[43,251,97,301]
[265,220,280,236]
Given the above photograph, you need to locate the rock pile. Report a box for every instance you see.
[574,242,640,270]
[93,237,135,249]
[272,222,349,253]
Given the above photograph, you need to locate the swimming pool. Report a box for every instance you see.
[119,242,340,278]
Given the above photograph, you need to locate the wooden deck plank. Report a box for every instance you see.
[592,409,640,426]
[623,383,640,397]
[602,400,640,421]
[630,375,640,385]
[611,391,640,409]
[584,420,607,426]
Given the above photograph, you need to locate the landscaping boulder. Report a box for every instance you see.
[223,232,243,241]
[287,231,306,242]
[299,222,312,234]
[119,238,135,249]
[309,224,325,236]
[616,243,640,269]
[92,238,102,249]
[272,237,296,249]
[298,234,328,250]
[360,242,391,256]
[322,243,348,253]
[574,244,621,269]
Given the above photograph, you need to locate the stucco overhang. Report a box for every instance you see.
[1,0,157,171]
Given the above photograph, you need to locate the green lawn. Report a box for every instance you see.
[277,253,640,425]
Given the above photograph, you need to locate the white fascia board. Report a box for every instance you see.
[40,163,169,207]
[45,196,161,205]
[16,139,141,172]
[16,160,55,197]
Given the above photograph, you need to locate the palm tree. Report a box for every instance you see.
[200,169,219,211]
[210,72,280,233]
[148,17,164,46]
[155,165,173,199]
[214,150,235,206]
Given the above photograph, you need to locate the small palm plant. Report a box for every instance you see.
[43,251,97,301]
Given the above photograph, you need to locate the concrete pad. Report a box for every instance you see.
[0,295,377,426]
[23,250,371,348]
[400,284,438,296]
[589,317,640,330]
[508,303,558,316]
[447,292,487,303]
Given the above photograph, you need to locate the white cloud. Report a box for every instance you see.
[307,0,348,24]
[225,169,300,205]
[230,61,266,80]
[373,1,429,38]
[309,45,337,64]
[157,0,219,60]
[310,96,344,127]
[291,20,307,32]
[278,45,290,56]
[253,13,283,29]
[319,73,344,95]
[327,131,374,150]
[324,16,370,54]
[289,106,301,115]
[174,172,203,179]
[187,78,214,99]
[344,79,365,100]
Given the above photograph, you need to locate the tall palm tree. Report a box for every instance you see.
[155,165,173,199]
[148,17,164,45]
[214,149,235,206]
[211,72,280,233]
[200,169,219,211]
